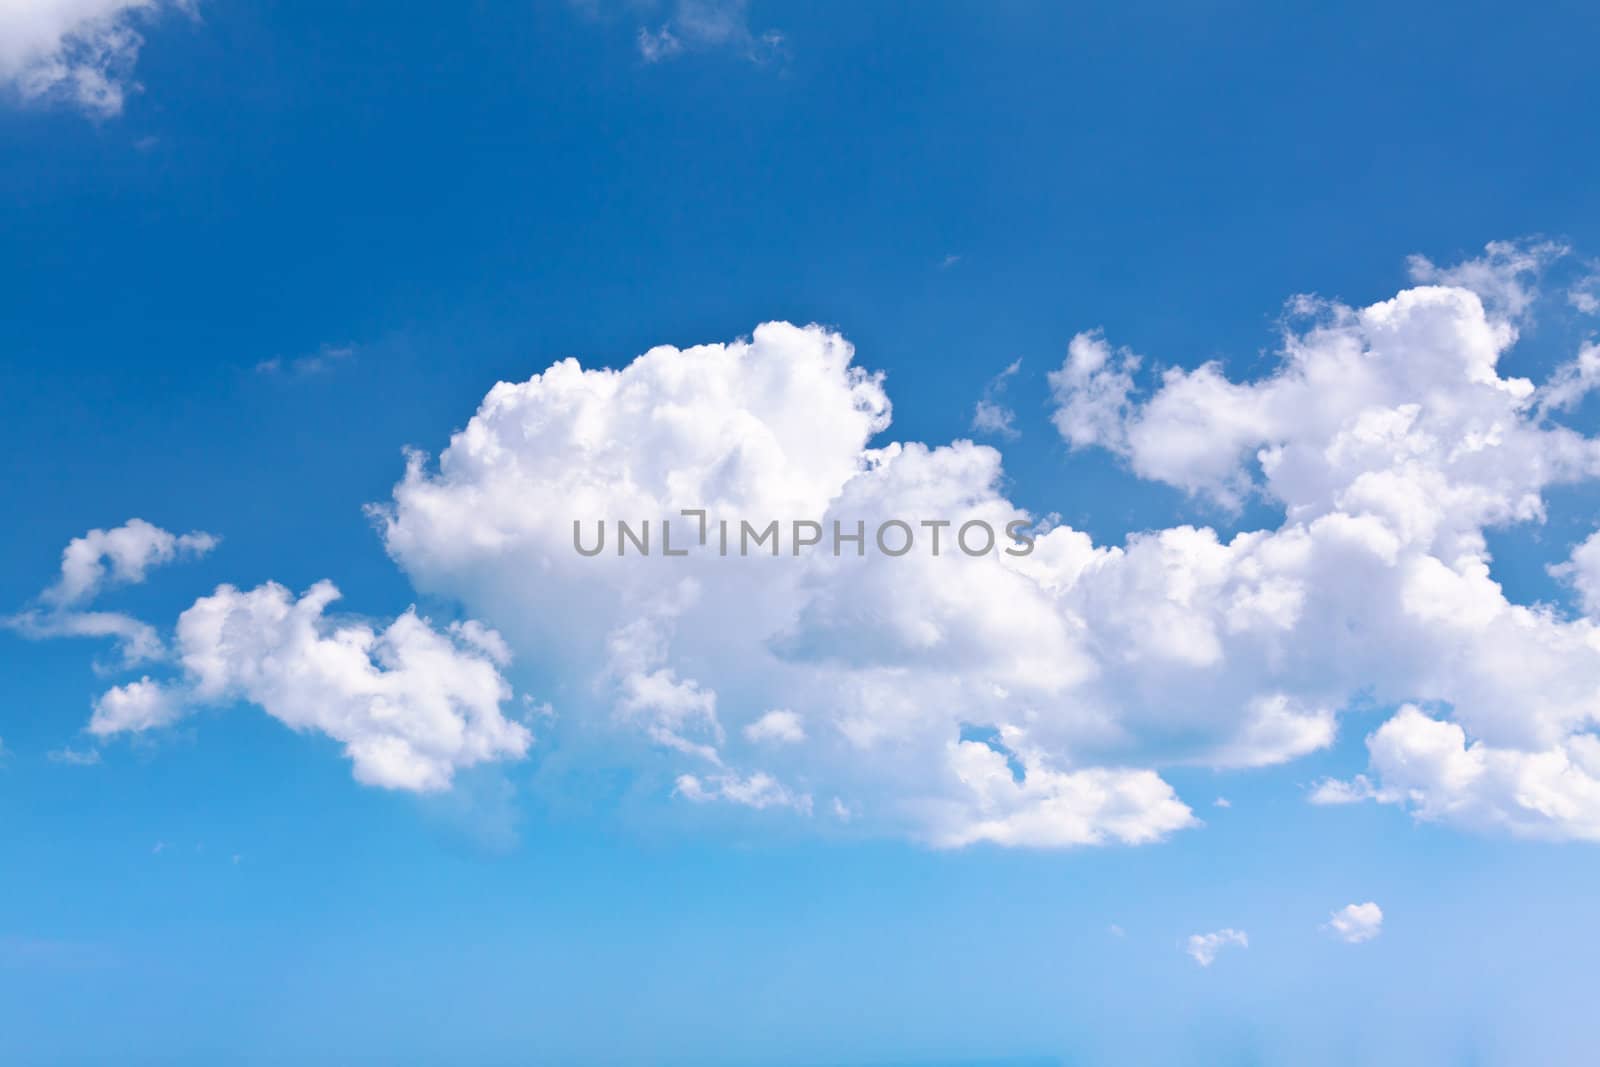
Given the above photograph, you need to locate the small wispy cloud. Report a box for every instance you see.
[940,253,962,270]
[1307,774,1379,805]
[636,0,784,65]
[48,746,102,767]
[1185,928,1247,967]
[255,342,357,378]
[971,359,1022,439]
[1570,274,1600,315]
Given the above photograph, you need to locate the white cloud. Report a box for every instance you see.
[4,518,216,666]
[1186,928,1247,967]
[1551,529,1600,617]
[6,608,165,666]
[931,740,1195,848]
[675,770,812,813]
[971,359,1022,439]
[89,581,532,792]
[1048,331,1141,460]
[0,0,187,116]
[1313,706,1600,841]
[744,709,805,744]
[255,343,357,378]
[13,523,531,791]
[47,746,102,766]
[1539,342,1600,415]
[1405,239,1566,320]
[90,676,184,734]
[1569,277,1600,315]
[1307,774,1377,806]
[44,518,216,607]
[1324,901,1383,943]
[636,0,783,65]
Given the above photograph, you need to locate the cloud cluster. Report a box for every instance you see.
[971,359,1022,439]
[22,243,1600,851]
[371,243,1600,847]
[0,0,185,116]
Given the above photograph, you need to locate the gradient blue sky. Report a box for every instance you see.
[4,3,1600,1065]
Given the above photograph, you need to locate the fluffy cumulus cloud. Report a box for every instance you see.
[1186,928,1248,967]
[0,0,187,116]
[44,517,216,607]
[1311,705,1600,841]
[90,580,532,791]
[375,322,1209,845]
[372,243,1600,848]
[15,521,531,792]
[1324,901,1383,943]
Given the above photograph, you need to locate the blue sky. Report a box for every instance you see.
[5,2,1600,1064]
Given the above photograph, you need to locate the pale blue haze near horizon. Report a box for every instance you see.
[3,3,1600,1064]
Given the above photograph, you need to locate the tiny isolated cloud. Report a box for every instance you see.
[1186,928,1248,967]
[1324,901,1383,943]
[0,0,192,117]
